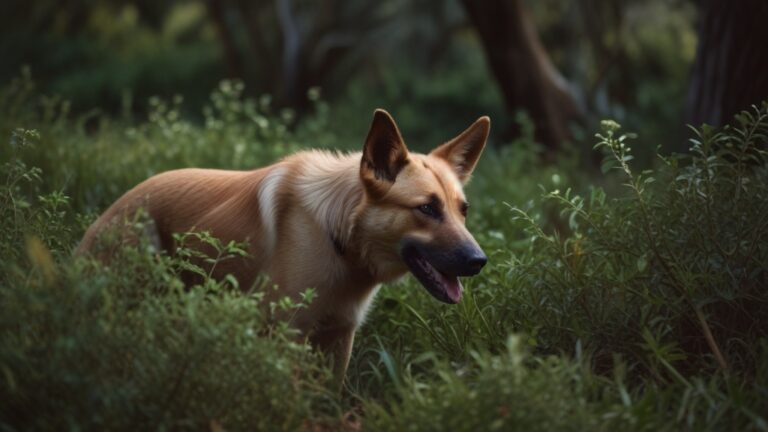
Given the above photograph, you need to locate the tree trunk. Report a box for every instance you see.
[461,0,581,152]
[206,0,244,79]
[686,0,768,127]
[276,0,303,106]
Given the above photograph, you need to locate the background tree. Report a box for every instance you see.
[205,0,402,112]
[685,0,768,127]
[0,0,700,154]
[460,0,582,152]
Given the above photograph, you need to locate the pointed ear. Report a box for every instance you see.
[360,109,409,196]
[431,116,490,183]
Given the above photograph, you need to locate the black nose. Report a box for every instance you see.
[453,246,487,277]
[466,253,487,275]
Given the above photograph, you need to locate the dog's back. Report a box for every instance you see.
[77,167,270,276]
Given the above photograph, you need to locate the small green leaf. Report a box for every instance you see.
[637,255,648,272]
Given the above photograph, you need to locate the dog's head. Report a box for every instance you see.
[357,109,489,304]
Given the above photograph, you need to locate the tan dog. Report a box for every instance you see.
[78,110,490,380]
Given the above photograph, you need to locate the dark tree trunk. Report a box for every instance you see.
[230,0,353,112]
[207,0,244,79]
[205,0,368,113]
[686,0,768,127]
[276,0,303,106]
[461,0,581,152]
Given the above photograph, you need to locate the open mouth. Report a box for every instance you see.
[401,246,463,304]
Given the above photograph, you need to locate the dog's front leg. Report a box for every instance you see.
[310,326,356,388]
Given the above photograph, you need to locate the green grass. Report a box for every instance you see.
[1,74,767,431]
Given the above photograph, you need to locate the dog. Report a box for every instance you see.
[77,109,490,381]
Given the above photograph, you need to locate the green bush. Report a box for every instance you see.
[507,111,768,376]
[365,337,612,432]
[0,71,335,215]
[365,338,768,432]
[349,105,768,430]
[1,75,767,430]
[0,259,336,430]
[0,156,338,430]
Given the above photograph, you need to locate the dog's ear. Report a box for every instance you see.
[430,116,490,184]
[360,109,409,196]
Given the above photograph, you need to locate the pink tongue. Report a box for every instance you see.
[438,272,463,303]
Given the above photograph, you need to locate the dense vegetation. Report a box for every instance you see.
[1,71,766,430]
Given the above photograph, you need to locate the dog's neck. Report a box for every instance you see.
[293,150,404,283]
[294,150,365,254]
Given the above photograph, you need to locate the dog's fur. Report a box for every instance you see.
[78,110,490,380]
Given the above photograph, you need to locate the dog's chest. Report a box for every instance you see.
[347,282,381,327]
[293,279,381,335]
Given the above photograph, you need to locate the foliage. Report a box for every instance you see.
[0,0,698,158]
[0,150,338,430]
[0,70,334,215]
[348,105,768,430]
[1,77,767,430]
[365,337,612,432]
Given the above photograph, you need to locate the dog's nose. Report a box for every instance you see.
[466,253,487,275]
[455,245,487,276]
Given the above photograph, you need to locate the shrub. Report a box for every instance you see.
[365,337,614,432]
[350,104,768,431]
[2,73,767,430]
[0,72,333,215]
[365,337,768,432]
[507,107,768,377]
[0,147,339,430]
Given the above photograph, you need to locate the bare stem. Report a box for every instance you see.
[694,305,730,372]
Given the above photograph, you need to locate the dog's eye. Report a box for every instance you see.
[460,202,469,216]
[418,203,440,219]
